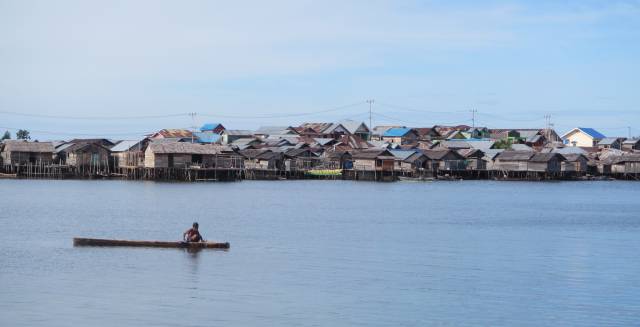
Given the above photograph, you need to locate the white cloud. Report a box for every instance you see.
[1,0,639,138]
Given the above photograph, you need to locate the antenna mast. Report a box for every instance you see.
[471,109,478,128]
[189,112,197,143]
[366,99,375,129]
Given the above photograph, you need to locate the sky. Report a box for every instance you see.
[1,0,639,140]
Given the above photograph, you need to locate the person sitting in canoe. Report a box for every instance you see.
[183,222,204,242]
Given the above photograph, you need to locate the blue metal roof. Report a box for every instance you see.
[194,132,221,144]
[383,128,412,137]
[578,127,606,139]
[200,123,222,132]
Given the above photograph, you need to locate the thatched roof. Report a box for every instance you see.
[562,153,588,162]
[421,149,464,160]
[530,153,565,162]
[147,142,229,154]
[495,151,535,161]
[284,148,317,158]
[239,149,271,159]
[1,140,54,153]
[58,142,111,154]
[352,149,394,160]
[614,154,640,163]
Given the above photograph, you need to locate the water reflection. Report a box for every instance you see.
[3,180,640,326]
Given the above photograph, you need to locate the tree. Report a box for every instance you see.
[493,138,513,149]
[1,131,10,140]
[16,129,30,140]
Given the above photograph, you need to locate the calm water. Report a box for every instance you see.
[1,179,639,326]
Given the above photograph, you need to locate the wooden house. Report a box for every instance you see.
[239,149,284,170]
[337,120,371,141]
[622,138,640,151]
[382,128,419,145]
[612,154,640,174]
[561,153,588,173]
[402,151,430,173]
[482,149,504,170]
[458,148,486,170]
[0,140,54,165]
[493,151,535,172]
[528,153,566,173]
[110,139,149,168]
[389,150,419,172]
[351,149,395,172]
[144,142,234,168]
[494,151,566,173]
[421,149,467,171]
[597,137,625,150]
[322,151,353,169]
[284,148,319,171]
[57,142,111,167]
[524,134,546,148]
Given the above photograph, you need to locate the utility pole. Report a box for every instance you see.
[470,109,478,128]
[629,126,632,139]
[189,112,197,143]
[544,114,552,140]
[366,99,375,129]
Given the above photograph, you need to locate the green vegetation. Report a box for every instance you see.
[16,129,30,140]
[1,131,10,140]
[493,139,513,149]
[306,169,343,176]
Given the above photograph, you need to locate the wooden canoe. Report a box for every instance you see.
[73,237,230,249]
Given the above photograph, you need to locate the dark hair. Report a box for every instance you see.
[193,222,199,229]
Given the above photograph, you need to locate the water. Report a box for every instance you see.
[1,180,639,326]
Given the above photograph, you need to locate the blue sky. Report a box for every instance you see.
[1,0,639,140]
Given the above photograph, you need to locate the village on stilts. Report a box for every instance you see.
[1,122,639,182]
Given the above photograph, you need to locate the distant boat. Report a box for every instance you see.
[73,237,230,249]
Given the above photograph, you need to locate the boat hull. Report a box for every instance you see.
[73,237,230,249]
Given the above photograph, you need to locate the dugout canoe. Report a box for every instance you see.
[73,237,230,249]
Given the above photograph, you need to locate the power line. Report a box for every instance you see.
[198,101,366,119]
[372,111,471,127]
[0,101,367,121]
[0,126,153,137]
[0,110,189,120]
[376,102,469,114]
[476,112,546,123]
[338,111,370,121]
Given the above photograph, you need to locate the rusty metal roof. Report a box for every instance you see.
[148,142,229,155]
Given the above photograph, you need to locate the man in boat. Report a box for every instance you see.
[183,222,204,242]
